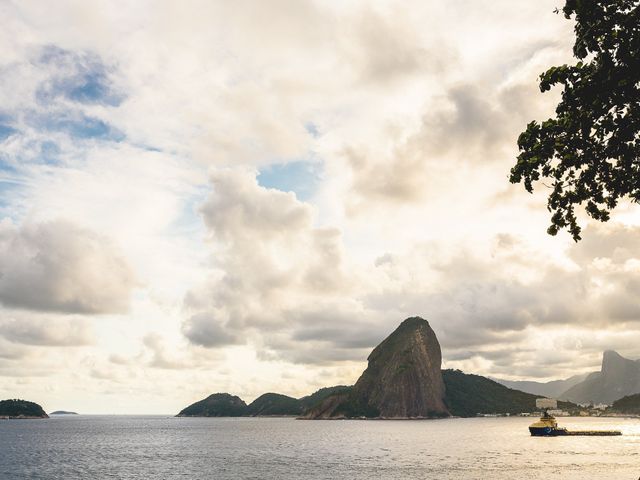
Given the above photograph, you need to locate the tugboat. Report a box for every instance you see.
[529,410,567,436]
[529,398,621,437]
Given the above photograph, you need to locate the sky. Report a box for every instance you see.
[1,0,640,414]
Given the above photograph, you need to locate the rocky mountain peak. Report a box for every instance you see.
[601,350,626,374]
[561,350,640,404]
[304,316,449,419]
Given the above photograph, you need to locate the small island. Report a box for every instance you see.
[0,399,49,419]
[50,411,79,415]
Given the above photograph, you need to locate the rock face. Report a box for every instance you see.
[305,317,449,418]
[177,393,247,417]
[560,351,640,404]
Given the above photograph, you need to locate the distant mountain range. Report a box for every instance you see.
[179,317,577,419]
[562,351,640,404]
[494,350,640,405]
[492,373,590,399]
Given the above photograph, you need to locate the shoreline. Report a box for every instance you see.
[0,415,49,420]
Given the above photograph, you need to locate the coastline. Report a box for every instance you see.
[0,415,49,420]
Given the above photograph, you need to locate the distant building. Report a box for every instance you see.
[548,409,569,416]
[535,398,558,410]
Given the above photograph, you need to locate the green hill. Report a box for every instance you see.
[177,393,247,417]
[0,399,48,418]
[246,393,302,416]
[177,386,354,417]
[609,393,640,414]
[443,369,576,417]
[299,386,351,410]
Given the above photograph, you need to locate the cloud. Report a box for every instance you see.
[0,219,135,314]
[363,225,640,375]
[182,313,243,349]
[0,337,29,359]
[182,169,369,361]
[0,316,93,346]
[182,169,640,371]
[340,75,562,213]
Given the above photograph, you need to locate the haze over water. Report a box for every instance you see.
[2,416,639,479]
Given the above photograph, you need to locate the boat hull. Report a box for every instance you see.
[529,426,567,436]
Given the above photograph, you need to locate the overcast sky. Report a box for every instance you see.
[1,0,639,414]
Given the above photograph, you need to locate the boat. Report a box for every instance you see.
[529,411,568,436]
[528,410,622,437]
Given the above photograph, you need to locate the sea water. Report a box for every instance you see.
[1,415,639,479]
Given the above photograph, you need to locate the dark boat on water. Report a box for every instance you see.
[529,411,621,437]
[529,411,568,436]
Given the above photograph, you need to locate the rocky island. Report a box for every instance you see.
[50,411,78,415]
[179,317,573,419]
[303,317,449,418]
[0,399,49,419]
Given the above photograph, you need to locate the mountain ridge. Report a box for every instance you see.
[560,351,640,404]
[176,317,585,419]
[492,373,590,398]
[493,350,640,405]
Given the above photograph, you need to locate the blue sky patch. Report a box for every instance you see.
[257,160,322,201]
[66,70,117,105]
[39,141,61,165]
[0,124,16,140]
[36,46,124,107]
[305,122,320,138]
[37,113,124,142]
[0,156,18,174]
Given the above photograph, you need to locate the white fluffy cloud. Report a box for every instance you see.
[182,169,369,362]
[0,220,135,314]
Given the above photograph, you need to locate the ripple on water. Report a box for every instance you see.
[1,416,639,479]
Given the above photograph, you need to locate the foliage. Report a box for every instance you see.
[299,385,352,411]
[177,393,248,417]
[332,392,380,419]
[0,399,48,417]
[442,369,577,417]
[510,0,640,241]
[178,387,356,417]
[610,392,640,413]
[246,393,303,416]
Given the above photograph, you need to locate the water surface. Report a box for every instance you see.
[2,416,639,479]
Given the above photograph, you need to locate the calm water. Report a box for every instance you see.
[1,416,639,479]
